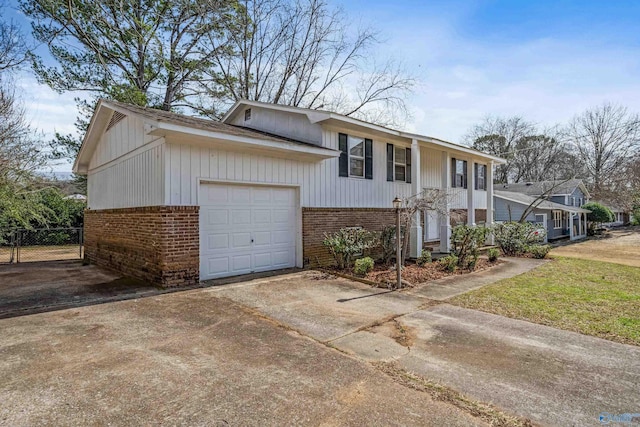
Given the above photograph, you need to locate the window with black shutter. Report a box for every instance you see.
[386,143,411,183]
[452,158,467,188]
[339,133,373,179]
[475,163,486,190]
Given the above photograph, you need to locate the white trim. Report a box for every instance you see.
[553,210,563,229]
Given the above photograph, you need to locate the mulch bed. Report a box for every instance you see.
[329,258,504,288]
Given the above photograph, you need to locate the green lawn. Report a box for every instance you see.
[450,257,640,346]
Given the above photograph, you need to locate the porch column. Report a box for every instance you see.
[409,139,423,258]
[486,161,495,244]
[569,212,575,240]
[578,213,583,236]
[439,150,451,253]
[467,159,475,225]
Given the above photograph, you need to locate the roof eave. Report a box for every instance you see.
[150,121,340,160]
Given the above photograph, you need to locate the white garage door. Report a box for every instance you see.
[199,183,297,280]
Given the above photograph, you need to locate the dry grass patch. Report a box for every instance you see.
[450,257,640,346]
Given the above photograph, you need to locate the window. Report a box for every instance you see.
[244,108,252,121]
[394,146,407,181]
[553,211,563,229]
[338,133,372,179]
[451,158,467,188]
[386,144,411,183]
[579,198,583,206]
[475,163,487,190]
[349,137,365,178]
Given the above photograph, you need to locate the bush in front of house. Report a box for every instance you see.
[493,221,544,256]
[323,228,379,269]
[487,248,500,263]
[354,257,375,276]
[582,202,615,234]
[438,254,458,272]
[451,224,490,269]
[379,226,398,265]
[529,244,551,259]
[416,249,432,266]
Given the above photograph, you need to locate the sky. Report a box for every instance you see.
[5,0,640,172]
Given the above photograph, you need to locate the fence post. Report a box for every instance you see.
[16,230,21,263]
[9,231,15,263]
[79,228,83,259]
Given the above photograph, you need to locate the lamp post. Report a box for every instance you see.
[393,197,402,289]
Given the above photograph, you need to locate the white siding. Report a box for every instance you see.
[420,147,442,189]
[228,106,323,145]
[87,143,165,209]
[474,190,488,209]
[90,115,156,168]
[165,129,415,207]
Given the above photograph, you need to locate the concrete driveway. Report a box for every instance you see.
[215,269,640,427]
[0,261,160,319]
[0,289,483,426]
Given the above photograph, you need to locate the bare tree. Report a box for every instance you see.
[399,188,453,265]
[0,3,30,72]
[517,179,572,223]
[465,116,537,183]
[202,0,415,126]
[565,103,640,199]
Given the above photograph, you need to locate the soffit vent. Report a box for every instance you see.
[106,111,127,132]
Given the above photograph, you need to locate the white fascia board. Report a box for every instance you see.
[149,121,340,159]
[73,100,110,174]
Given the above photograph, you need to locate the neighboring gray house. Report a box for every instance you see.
[498,179,590,208]
[494,190,590,241]
[495,179,591,240]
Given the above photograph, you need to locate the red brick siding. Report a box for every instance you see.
[84,206,199,287]
[450,209,487,226]
[302,208,396,267]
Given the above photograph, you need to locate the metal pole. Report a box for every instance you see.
[396,207,402,289]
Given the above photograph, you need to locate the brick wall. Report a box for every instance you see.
[302,208,396,267]
[84,206,199,287]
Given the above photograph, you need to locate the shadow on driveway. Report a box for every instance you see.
[0,260,162,319]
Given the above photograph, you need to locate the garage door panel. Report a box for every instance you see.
[206,257,229,276]
[205,209,229,226]
[200,183,298,280]
[232,232,252,249]
[253,231,271,246]
[207,233,229,250]
[232,209,251,224]
[231,187,251,203]
[253,252,272,269]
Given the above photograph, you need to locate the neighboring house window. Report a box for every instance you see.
[553,210,562,229]
[338,133,373,179]
[386,143,411,183]
[579,198,583,206]
[451,158,467,188]
[474,163,487,190]
[244,108,252,121]
[571,197,576,206]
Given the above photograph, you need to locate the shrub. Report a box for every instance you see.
[582,202,615,224]
[354,257,375,276]
[487,248,500,262]
[438,254,458,272]
[323,228,379,269]
[416,249,432,266]
[494,222,545,256]
[379,226,397,265]
[451,224,490,268]
[529,244,551,259]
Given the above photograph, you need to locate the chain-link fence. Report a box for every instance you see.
[0,228,83,264]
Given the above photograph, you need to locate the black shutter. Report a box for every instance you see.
[405,147,411,184]
[483,165,488,190]
[474,163,479,190]
[339,133,348,177]
[386,143,394,182]
[451,158,457,188]
[463,160,468,189]
[365,139,373,180]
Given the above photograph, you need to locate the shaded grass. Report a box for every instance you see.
[450,256,640,346]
